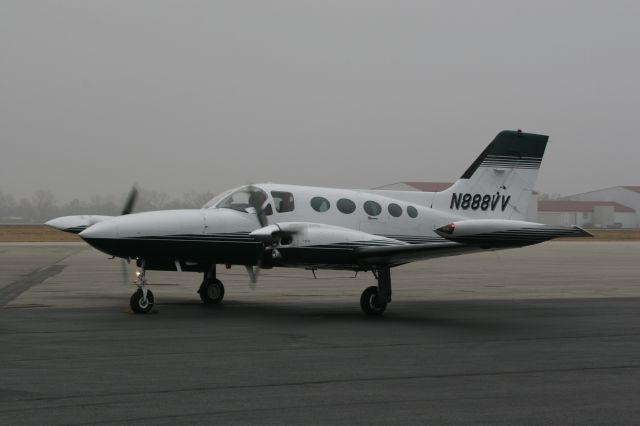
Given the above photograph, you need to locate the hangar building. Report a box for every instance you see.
[558,186,640,228]
[538,200,636,228]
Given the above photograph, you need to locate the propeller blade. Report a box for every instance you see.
[250,255,264,291]
[121,186,139,216]
[245,184,274,287]
[245,264,258,291]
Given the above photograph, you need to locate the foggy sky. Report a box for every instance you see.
[1,0,639,203]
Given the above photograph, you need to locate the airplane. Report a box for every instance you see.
[46,130,591,315]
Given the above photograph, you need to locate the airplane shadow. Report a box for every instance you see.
[148,297,541,333]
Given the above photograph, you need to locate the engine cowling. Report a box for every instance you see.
[250,222,402,248]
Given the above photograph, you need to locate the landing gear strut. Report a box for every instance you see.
[130,260,154,314]
[198,266,225,305]
[360,267,392,316]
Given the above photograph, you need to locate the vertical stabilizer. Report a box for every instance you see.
[432,130,548,220]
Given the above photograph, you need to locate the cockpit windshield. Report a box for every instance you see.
[203,186,270,214]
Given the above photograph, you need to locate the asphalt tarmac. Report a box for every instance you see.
[1,242,639,425]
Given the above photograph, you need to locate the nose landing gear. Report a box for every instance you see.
[130,261,154,314]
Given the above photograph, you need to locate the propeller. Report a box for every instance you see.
[121,186,139,215]
[245,184,271,289]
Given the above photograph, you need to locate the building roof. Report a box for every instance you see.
[539,200,635,213]
[622,186,640,194]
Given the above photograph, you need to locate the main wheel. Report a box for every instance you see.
[130,289,154,314]
[360,286,387,315]
[199,279,225,304]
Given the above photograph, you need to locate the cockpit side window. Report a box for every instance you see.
[271,191,295,213]
[215,186,271,214]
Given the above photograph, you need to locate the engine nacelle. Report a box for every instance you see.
[435,219,591,248]
[250,222,401,248]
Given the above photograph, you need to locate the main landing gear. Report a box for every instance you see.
[130,260,154,314]
[198,266,225,305]
[360,267,392,316]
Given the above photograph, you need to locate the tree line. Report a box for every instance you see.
[0,189,216,224]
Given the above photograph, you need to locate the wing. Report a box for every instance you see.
[250,220,591,270]
[250,222,479,269]
[355,221,592,267]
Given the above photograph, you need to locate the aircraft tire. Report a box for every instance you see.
[360,286,387,315]
[199,279,225,304]
[130,289,154,314]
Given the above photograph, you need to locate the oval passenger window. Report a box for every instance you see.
[310,197,330,212]
[364,201,382,216]
[337,198,356,214]
[388,203,402,217]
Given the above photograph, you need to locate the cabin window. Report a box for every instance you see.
[337,198,356,214]
[364,201,382,216]
[271,191,295,213]
[407,206,418,218]
[310,197,330,212]
[388,203,402,217]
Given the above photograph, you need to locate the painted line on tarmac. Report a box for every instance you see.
[0,265,67,307]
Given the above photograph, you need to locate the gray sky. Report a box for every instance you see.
[1,0,638,202]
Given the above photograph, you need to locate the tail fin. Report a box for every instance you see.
[433,130,548,220]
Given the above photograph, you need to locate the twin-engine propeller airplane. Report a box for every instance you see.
[46,130,590,315]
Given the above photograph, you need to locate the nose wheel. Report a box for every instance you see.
[130,288,154,313]
[130,261,154,314]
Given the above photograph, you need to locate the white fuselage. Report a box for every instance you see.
[76,183,466,270]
